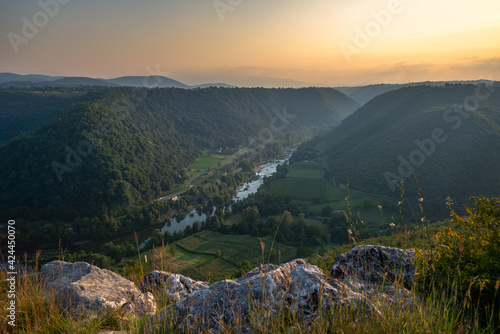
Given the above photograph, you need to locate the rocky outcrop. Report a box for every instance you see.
[330,245,416,286]
[140,270,209,302]
[150,247,416,333]
[40,245,416,332]
[41,261,156,317]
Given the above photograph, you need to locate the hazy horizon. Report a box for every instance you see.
[1,0,499,87]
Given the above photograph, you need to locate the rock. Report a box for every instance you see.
[140,270,209,302]
[41,261,156,317]
[331,245,415,286]
[150,258,413,333]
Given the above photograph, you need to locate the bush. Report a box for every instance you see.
[415,196,500,319]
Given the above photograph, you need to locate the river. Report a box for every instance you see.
[138,148,294,249]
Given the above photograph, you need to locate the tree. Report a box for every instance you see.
[193,220,202,233]
[150,229,163,246]
[102,241,115,256]
[164,230,172,243]
[169,243,176,256]
[240,160,253,173]
[242,206,259,225]
[184,224,192,236]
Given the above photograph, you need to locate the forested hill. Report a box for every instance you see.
[0,86,359,223]
[0,88,98,145]
[335,80,490,106]
[322,83,500,211]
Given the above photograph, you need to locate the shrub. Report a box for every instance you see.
[415,196,500,323]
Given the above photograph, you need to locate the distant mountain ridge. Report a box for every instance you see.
[3,73,493,96]
[0,72,235,89]
[106,76,189,88]
[335,80,495,105]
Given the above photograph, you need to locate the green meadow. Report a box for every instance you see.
[270,178,328,200]
[268,162,396,223]
[188,153,227,170]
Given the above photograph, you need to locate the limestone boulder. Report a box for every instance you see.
[41,261,156,317]
[331,245,416,286]
[150,258,413,333]
[140,270,209,302]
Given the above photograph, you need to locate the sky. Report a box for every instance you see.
[1,0,499,87]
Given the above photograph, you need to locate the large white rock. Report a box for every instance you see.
[41,261,156,317]
[149,256,415,333]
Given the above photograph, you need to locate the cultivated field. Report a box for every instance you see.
[145,230,297,281]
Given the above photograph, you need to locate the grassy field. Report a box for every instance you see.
[270,178,328,200]
[269,162,328,200]
[142,230,297,281]
[287,162,325,179]
[188,153,227,170]
[322,184,392,209]
[267,162,397,223]
[306,184,397,223]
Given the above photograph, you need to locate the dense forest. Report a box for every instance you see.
[319,83,500,212]
[0,86,359,245]
[0,88,98,145]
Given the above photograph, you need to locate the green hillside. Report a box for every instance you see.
[0,86,358,237]
[0,88,96,146]
[322,83,500,213]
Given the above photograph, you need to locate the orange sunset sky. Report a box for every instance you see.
[1,0,499,87]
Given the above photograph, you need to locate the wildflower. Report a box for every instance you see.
[398,201,402,205]
[377,205,383,209]
[390,223,396,227]
[347,229,352,235]
[421,217,426,222]
[418,197,424,202]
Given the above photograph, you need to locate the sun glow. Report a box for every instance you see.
[1,0,499,86]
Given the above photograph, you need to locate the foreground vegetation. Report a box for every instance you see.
[1,196,498,333]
